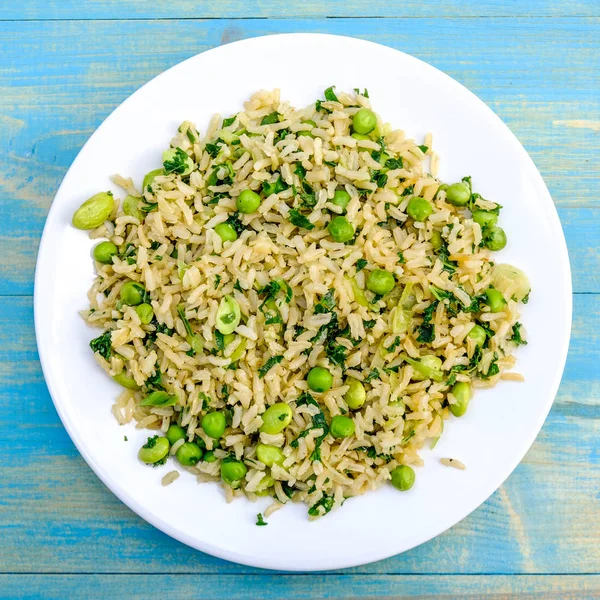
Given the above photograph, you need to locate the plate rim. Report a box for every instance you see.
[34,32,573,571]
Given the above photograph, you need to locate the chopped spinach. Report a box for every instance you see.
[288,209,314,230]
[90,330,112,360]
[416,323,435,343]
[324,86,339,102]
[256,513,268,526]
[163,147,191,175]
[308,494,334,517]
[258,355,284,378]
[260,112,279,125]
[356,258,368,272]
[509,322,527,346]
[205,142,220,158]
[364,368,380,384]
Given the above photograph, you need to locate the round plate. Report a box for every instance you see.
[34,33,572,571]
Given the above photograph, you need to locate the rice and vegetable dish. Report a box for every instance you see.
[72,87,530,520]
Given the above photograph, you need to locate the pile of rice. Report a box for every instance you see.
[83,88,529,518]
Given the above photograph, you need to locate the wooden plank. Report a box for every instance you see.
[1,574,599,599]
[0,18,599,295]
[2,0,600,19]
[1,294,598,575]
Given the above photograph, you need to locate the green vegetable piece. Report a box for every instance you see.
[202,411,227,439]
[214,222,238,243]
[484,226,507,251]
[259,403,293,434]
[135,303,154,324]
[407,197,433,222]
[166,424,186,445]
[93,241,118,264]
[216,295,241,335]
[485,288,507,313]
[255,475,275,496]
[467,324,487,347]
[138,435,170,464]
[256,444,286,467]
[331,190,351,210]
[472,210,498,229]
[112,371,139,390]
[405,355,444,382]
[221,460,247,488]
[72,191,114,230]
[123,195,143,220]
[140,390,177,407]
[491,264,530,302]
[351,132,371,141]
[445,182,470,206]
[450,381,472,417]
[328,216,355,243]
[366,269,395,295]
[344,378,366,410]
[203,450,217,463]
[143,169,163,190]
[288,209,314,230]
[163,147,194,176]
[236,189,261,214]
[120,281,145,306]
[330,415,355,438]
[176,442,203,466]
[307,367,333,393]
[352,108,377,134]
[430,230,443,250]
[390,465,415,491]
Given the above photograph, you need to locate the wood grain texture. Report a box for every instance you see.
[1,574,599,599]
[0,18,599,295]
[1,295,598,575]
[2,0,600,20]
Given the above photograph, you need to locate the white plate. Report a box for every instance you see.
[34,33,572,571]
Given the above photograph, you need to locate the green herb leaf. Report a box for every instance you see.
[222,116,236,127]
[258,355,284,378]
[262,174,288,197]
[260,112,280,125]
[163,147,192,175]
[205,142,220,158]
[364,368,380,384]
[385,157,403,170]
[324,86,339,102]
[90,330,112,360]
[314,289,336,314]
[141,391,177,407]
[356,259,368,272]
[418,145,429,153]
[416,323,435,343]
[509,322,527,346]
[288,209,314,230]
[308,494,334,517]
[256,513,268,526]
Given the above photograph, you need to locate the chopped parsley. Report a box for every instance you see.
[509,322,527,346]
[314,289,336,314]
[214,330,225,353]
[294,393,330,461]
[163,147,191,175]
[356,259,368,272]
[256,513,268,526]
[397,251,405,264]
[422,301,438,323]
[385,157,403,170]
[308,494,334,517]
[364,368,380,384]
[222,115,236,127]
[416,323,435,343]
[90,330,112,360]
[214,274,222,290]
[204,142,220,158]
[260,112,279,125]
[225,212,245,236]
[418,145,429,153]
[258,355,284,378]
[262,174,288,197]
[363,319,376,330]
[288,209,314,230]
[324,86,339,102]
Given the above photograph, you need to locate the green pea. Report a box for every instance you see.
[331,190,351,210]
[366,269,395,295]
[203,450,217,463]
[328,216,355,243]
[450,381,472,417]
[236,189,261,214]
[135,303,154,324]
[344,378,366,410]
[445,182,470,206]
[472,210,498,229]
[390,465,415,491]
[138,435,170,464]
[162,148,194,177]
[307,366,333,393]
[202,411,227,439]
[254,474,275,496]
[485,288,507,313]
[351,132,371,141]
[256,443,286,467]
[352,108,377,135]
[216,295,241,335]
[123,195,143,220]
[430,229,443,250]
[166,424,186,445]
[120,281,145,306]
[259,402,293,434]
[112,371,139,390]
[221,460,247,488]
[72,191,114,230]
[143,168,163,190]
[435,183,449,198]
[330,415,355,438]
[407,197,433,222]
[176,442,203,466]
[93,241,118,264]
[484,226,507,251]
[468,324,487,347]
[214,222,238,243]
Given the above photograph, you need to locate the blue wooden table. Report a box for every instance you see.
[1,2,599,598]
